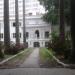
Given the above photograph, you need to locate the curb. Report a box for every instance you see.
[45,49,70,68]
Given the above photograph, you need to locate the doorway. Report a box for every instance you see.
[34,42,40,47]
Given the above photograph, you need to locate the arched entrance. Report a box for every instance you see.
[34,42,40,47]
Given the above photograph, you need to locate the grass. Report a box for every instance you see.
[39,47,57,68]
[0,48,34,68]
[39,48,53,63]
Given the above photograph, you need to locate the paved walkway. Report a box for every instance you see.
[20,48,40,68]
[0,68,75,75]
[0,48,75,75]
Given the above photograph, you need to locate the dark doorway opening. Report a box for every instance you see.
[34,42,40,47]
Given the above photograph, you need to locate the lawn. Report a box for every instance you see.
[39,47,57,68]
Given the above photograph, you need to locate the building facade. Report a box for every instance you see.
[0,0,51,47]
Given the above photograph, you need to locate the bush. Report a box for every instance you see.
[0,42,4,58]
[4,45,19,55]
[4,43,26,55]
[0,50,4,58]
[48,31,72,59]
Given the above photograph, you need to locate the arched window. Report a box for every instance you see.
[35,30,39,38]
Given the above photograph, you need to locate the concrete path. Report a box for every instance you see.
[0,68,75,75]
[20,48,40,68]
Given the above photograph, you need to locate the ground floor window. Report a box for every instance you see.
[0,33,3,38]
[26,32,29,39]
[13,33,22,38]
[45,42,49,47]
[26,42,28,48]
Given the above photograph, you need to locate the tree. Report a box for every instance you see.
[39,0,71,42]
[15,0,20,44]
[39,0,65,41]
[70,0,75,63]
[23,0,26,45]
[39,0,70,25]
[4,0,10,48]
[59,0,65,41]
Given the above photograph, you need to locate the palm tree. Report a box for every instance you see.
[23,0,26,45]
[59,0,65,41]
[4,0,10,48]
[15,0,20,44]
[70,0,75,63]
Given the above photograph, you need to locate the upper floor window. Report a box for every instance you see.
[35,30,39,39]
[45,31,49,38]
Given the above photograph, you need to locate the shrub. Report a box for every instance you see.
[0,50,4,58]
[48,31,72,59]
[0,42,4,58]
[4,45,19,55]
[4,43,26,55]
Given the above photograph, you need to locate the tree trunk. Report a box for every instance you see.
[70,0,75,63]
[59,0,65,41]
[23,0,26,45]
[15,0,20,44]
[4,0,10,48]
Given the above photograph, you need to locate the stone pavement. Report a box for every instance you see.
[20,48,40,68]
[0,68,75,75]
[0,48,75,75]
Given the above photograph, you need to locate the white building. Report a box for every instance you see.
[0,0,51,47]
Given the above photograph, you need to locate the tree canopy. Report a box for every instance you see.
[39,0,70,25]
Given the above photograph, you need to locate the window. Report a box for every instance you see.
[20,33,21,38]
[45,31,49,38]
[13,33,21,38]
[19,22,21,26]
[13,22,15,27]
[28,13,32,16]
[13,22,21,27]
[13,33,16,38]
[45,42,49,47]
[35,30,39,39]
[26,32,29,39]
[26,42,28,47]
[0,33,3,38]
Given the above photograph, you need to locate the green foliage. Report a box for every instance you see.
[42,11,59,25]
[0,42,4,58]
[48,32,72,59]
[0,50,4,58]
[4,43,26,55]
[39,0,70,25]
[40,48,53,63]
